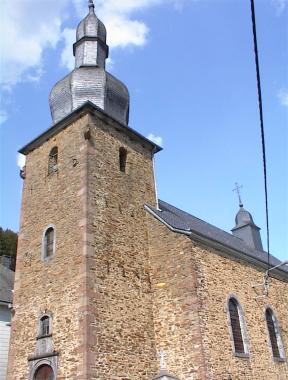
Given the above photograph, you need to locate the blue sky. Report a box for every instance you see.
[0,0,287,261]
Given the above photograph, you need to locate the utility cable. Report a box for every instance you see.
[250,0,270,270]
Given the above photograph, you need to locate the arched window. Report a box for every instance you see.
[227,297,249,356]
[48,147,58,175]
[265,307,285,360]
[40,316,50,336]
[119,147,127,173]
[34,365,54,380]
[42,226,56,261]
[37,312,53,339]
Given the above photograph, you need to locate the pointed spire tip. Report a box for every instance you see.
[89,0,95,12]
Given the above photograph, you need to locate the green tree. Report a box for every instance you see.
[0,227,18,270]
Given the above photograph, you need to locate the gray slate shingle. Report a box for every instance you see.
[0,264,14,303]
[146,200,288,275]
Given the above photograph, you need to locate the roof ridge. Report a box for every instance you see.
[156,200,286,273]
[159,199,242,238]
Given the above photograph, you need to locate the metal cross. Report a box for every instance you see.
[233,182,243,207]
[158,348,167,371]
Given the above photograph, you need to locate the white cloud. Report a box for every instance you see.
[272,0,288,15]
[0,0,69,87]
[278,89,288,107]
[61,28,76,71]
[17,154,26,169]
[0,110,8,125]
[106,17,149,48]
[0,0,189,88]
[148,133,163,146]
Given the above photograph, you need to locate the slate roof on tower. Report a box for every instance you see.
[145,200,288,279]
[49,0,130,126]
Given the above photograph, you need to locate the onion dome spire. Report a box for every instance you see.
[49,0,130,126]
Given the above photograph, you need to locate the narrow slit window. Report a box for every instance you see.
[48,147,58,175]
[44,227,55,259]
[266,308,284,359]
[229,298,245,354]
[119,148,127,173]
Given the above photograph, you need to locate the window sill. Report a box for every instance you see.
[28,351,58,362]
[42,256,55,263]
[234,352,250,359]
[273,357,286,363]
[36,334,52,340]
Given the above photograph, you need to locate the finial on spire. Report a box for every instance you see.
[88,0,95,13]
[233,182,243,208]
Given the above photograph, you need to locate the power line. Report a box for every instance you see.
[249,0,270,269]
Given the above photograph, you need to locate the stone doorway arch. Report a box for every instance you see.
[34,365,54,380]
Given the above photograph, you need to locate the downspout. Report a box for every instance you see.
[152,147,160,210]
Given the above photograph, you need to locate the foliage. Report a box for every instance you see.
[0,227,18,270]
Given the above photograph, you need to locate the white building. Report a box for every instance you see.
[0,264,14,380]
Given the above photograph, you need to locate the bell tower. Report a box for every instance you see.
[7,2,161,379]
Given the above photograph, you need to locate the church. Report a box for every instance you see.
[7,1,288,379]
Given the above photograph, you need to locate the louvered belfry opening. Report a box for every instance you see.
[34,365,54,380]
[266,308,281,358]
[229,298,245,353]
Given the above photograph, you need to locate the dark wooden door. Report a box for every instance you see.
[34,365,54,380]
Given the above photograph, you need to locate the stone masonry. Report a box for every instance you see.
[81,111,158,379]
[7,107,159,380]
[6,107,288,380]
[147,214,288,380]
[8,114,89,380]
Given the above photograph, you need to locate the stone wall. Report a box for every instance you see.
[8,114,90,380]
[8,110,159,380]
[194,241,288,380]
[147,214,288,380]
[147,217,208,380]
[84,113,158,379]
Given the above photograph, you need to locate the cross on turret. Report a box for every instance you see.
[233,182,243,208]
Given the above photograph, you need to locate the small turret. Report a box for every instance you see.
[231,183,263,251]
[231,205,263,251]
